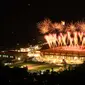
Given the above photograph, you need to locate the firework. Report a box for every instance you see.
[44,31,85,48]
[76,21,85,32]
[66,23,76,32]
[78,32,83,42]
[82,37,85,46]
[61,34,67,46]
[52,22,64,32]
[37,18,52,34]
[44,34,57,48]
[73,32,78,46]
[38,18,85,48]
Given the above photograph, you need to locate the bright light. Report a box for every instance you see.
[27,52,40,57]
[34,54,85,65]
[20,48,26,52]
[34,45,39,49]
[20,48,31,52]
[27,48,30,52]
[18,57,21,60]
[61,21,65,25]
[27,53,34,57]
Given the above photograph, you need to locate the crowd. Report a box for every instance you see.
[0,63,85,85]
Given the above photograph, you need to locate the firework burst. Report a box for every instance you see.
[37,18,52,34]
[37,18,85,48]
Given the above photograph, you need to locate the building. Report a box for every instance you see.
[0,51,28,62]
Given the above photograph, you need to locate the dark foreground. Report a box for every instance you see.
[0,63,85,85]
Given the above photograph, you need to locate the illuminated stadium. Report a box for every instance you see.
[35,19,85,65]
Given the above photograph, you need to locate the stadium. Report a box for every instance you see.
[38,46,85,65]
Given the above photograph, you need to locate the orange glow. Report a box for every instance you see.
[37,18,51,34]
[38,19,85,34]
[38,19,85,48]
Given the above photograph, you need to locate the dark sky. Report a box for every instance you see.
[2,0,85,49]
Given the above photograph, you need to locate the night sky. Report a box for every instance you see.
[2,0,85,49]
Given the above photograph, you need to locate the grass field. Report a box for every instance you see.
[10,61,64,72]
